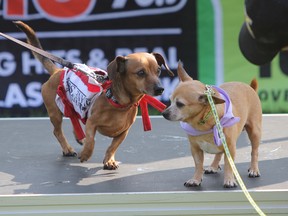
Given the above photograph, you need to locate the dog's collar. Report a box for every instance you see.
[105,87,166,131]
[102,81,167,132]
[105,87,138,109]
[180,86,240,146]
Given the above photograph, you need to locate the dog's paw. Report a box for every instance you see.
[62,151,77,157]
[223,179,238,188]
[78,151,92,163]
[184,178,202,187]
[204,165,221,174]
[103,161,119,170]
[248,168,261,178]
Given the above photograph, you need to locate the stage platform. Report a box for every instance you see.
[0,115,287,215]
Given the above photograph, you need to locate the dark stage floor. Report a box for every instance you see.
[0,115,287,195]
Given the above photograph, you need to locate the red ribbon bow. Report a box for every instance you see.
[139,95,166,131]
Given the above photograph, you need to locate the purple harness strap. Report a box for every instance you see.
[180,86,240,146]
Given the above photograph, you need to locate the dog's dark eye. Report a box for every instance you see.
[176,101,185,108]
[137,70,146,77]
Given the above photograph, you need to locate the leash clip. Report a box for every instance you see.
[73,63,97,79]
[204,85,215,96]
[73,63,108,83]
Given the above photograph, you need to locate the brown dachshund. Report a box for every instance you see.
[15,21,173,170]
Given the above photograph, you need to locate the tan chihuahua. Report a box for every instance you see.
[162,62,262,188]
[14,21,174,170]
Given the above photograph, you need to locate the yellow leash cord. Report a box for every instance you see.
[204,85,266,216]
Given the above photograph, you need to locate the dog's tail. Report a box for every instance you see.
[250,78,258,92]
[13,21,59,76]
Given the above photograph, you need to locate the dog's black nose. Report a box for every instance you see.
[162,110,169,119]
[154,86,164,96]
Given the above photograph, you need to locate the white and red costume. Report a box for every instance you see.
[55,63,166,141]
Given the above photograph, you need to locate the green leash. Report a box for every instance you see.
[204,85,266,216]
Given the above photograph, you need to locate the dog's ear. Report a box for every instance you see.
[177,61,193,82]
[198,94,225,105]
[115,56,126,74]
[107,56,126,79]
[151,52,174,76]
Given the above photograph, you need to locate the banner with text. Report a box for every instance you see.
[2,0,285,116]
[0,0,196,117]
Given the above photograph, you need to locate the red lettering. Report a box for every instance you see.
[34,0,94,19]
[5,0,25,16]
